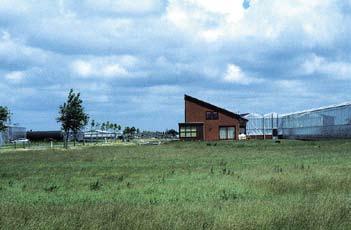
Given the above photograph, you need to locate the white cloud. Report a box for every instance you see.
[4,71,26,83]
[301,54,351,80]
[101,64,128,77]
[223,64,263,85]
[0,31,48,68]
[71,58,129,78]
[70,55,139,79]
[165,0,342,45]
[82,0,163,14]
[72,60,93,77]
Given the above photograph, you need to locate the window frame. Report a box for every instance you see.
[206,111,219,120]
[180,125,198,138]
[219,126,236,140]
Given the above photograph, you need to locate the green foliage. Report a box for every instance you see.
[0,106,10,132]
[57,89,89,147]
[123,126,137,135]
[165,129,178,137]
[1,140,351,229]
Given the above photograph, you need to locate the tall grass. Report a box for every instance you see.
[1,140,351,229]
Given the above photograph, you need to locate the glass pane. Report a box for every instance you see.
[191,131,197,137]
[191,126,197,132]
[185,132,191,137]
[180,132,186,138]
[213,112,219,119]
[220,128,227,140]
[228,127,235,139]
[180,127,185,132]
[206,112,212,120]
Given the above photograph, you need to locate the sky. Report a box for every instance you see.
[1,0,351,131]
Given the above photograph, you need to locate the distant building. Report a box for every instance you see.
[27,131,64,141]
[178,95,247,141]
[0,125,26,145]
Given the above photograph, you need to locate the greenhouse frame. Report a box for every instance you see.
[244,101,351,140]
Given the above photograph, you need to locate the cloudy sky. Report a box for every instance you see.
[1,0,351,131]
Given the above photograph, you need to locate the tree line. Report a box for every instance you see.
[1,89,177,148]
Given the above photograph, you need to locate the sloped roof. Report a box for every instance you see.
[184,94,248,122]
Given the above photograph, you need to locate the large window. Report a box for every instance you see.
[206,111,219,120]
[219,126,236,140]
[180,126,197,138]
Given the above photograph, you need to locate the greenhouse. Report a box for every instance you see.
[279,102,351,139]
[244,101,351,140]
[244,113,279,138]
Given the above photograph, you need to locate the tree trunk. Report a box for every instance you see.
[73,132,76,147]
[65,132,69,149]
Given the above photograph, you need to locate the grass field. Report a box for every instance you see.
[1,140,351,229]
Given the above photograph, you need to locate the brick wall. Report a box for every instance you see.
[185,100,240,141]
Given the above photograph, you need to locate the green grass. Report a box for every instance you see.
[1,140,351,229]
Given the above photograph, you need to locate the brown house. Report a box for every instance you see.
[179,95,247,141]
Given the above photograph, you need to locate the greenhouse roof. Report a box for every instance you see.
[281,101,351,117]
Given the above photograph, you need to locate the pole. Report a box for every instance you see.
[263,115,265,140]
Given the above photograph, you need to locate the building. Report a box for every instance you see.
[279,101,351,139]
[244,113,279,139]
[178,95,247,141]
[0,125,26,145]
[244,101,351,140]
[27,131,64,141]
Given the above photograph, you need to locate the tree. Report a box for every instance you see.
[109,123,114,131]
[0,106,10,132]
[57,89,89,148]
[166,129,178,137]
[90,119,95,131]
[106,121,110,131]
[130,127,136,135]
[123,126,131,135]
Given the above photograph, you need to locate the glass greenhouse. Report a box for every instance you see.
[279,102,351,139]
[244,102,351,139]
[244,113,279,137]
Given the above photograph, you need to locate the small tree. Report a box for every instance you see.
[0,106,10,132]
[90,119,95,131]
[166,129,178,137]
[123,126,131,135]
[130,127,136,136]
[57,89,89,148]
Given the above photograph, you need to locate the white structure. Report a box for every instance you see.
[0,125,26,145]
[279,101,351,139]
[244,113,279,138]
[244,101,351,140]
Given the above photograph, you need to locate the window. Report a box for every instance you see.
[206,111,219,120]
[180,126,197,138]
[220,127,227,139]
[219,126,236,140]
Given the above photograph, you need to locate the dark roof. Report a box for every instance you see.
[184,94,248,122]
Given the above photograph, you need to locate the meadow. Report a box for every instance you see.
[1,140,351,229]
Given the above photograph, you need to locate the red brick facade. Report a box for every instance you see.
[179,95,247,141]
